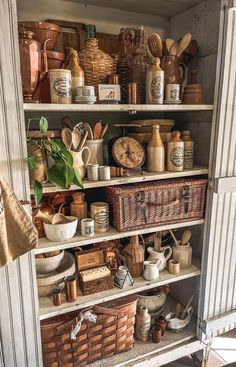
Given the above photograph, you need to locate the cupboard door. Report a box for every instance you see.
[0,0,42,366]
[199,0,236,339]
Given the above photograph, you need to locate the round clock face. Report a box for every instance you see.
[112,137,145,169]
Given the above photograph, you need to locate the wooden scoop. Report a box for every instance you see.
[181,230,192,245]
[177,33,192,58]
[34,209,54,224]
[169,41,179,56]
[148,33,162,57]
[166,38,175,53]
[61,128,72,150]
[51,213,73,225]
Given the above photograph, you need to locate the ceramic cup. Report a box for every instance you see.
[87,163,99,181]
[168,259,181,275]
[48,69,72,104]
[77,85,95,97]
[165,84,180,102]
[81,218,95,237]
[99,166,111,180]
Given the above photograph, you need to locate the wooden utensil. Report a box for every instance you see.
[166,38,175,53]
[61,127,73,150]
[180,294,194,320]
[78,131,88,151]
[93,121,103,139]
[170,229,179,245]
[62,116,74,131]
[175,303,182,319]
[181,230,192,245]
[153,232,162,252]
[100,123,108,139]
[169,41,179,56]
[34,209,54,224]
[177,33,192,58]
[148,33,162,57]
[51,213,73,225]
[84,122,93,139]
[72,130,81,151]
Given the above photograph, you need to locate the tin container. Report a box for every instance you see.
[91,202,109,233]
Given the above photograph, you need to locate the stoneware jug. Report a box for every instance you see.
[147,246,172,271]
[70,147,91,179]
[143,260,161,281]
[161,55,187,86]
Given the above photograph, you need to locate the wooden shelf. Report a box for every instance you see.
[35,219,204,254]
[24,103,214,113]
[39,262,200,320]
[31,166,208,194]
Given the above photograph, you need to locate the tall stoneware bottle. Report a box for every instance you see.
[181,130,194,169]
[123,235,144,277]
[67,48,84,102]
[146,57,164,104]
[135,306,151,341]
[147,125,165,172]
[167,131,184,171]
[70,192,87,228]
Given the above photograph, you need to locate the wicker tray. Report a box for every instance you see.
[106,177,207,232]
[41,296,137,367]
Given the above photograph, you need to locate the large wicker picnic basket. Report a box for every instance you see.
[41,296,137,367]
[106,177,207,232]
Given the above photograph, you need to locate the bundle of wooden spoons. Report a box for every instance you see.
[84,121,108,140]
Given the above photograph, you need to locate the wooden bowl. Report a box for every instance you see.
[46,50,65,69]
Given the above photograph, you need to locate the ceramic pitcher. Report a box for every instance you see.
[143,260,161,281]
[70,147,91,179]
[147,246,172,271]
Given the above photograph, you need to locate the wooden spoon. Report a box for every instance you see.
[51,213,73,225]
[34,209,53,224]
[100,123,108,139]
[62,116,74,131]
[77,131,88,151]
[148,33,162,57]
[93,121,103,139]
[166,38,175,53]
[84,122,93,139]
[181,230,192,245]
[61,128,72,150]
[72,130,81,151]
[169,41,179,56]
[177,33,192,58]
[170,229,179,245]
[153,232,162,252]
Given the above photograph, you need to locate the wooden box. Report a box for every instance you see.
[76,248,114,295]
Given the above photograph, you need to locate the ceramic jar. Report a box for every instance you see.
[181,130,194,169]
[48,69,72,104]
[155,316,167,336]
[70,147,91,179]
[173,241,192,269]
[27,141,47,183]
[135,306,151,341]
[67,48,84,102]
[143,260,161,281]
[90,202,109,233]
[147,125,165,172]
[146,58,164,104]
[147,246,172,271]
[84,139,104,165]
[70,193,88,228]
[167,131,184,171]
[152,325,162,343]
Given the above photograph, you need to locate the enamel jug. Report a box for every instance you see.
[147,246,172,271]
[143,259,162,281]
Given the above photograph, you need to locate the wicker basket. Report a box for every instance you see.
[41,296,137,367]
[106,178,207,232]
[78,38,116,95]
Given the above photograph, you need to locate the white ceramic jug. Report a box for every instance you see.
[70,147,91,179]
[147,246,172,271]
[143,259,162,281]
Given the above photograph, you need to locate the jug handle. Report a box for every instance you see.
[162,246,172,261]
[39,38,50,82]
[155,259,162,268]
[81,146,91,166]
[179,62,188,96]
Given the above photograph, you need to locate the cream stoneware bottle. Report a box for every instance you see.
[167,131,184,171]
[147,125,165,172]
[181,130,194,169]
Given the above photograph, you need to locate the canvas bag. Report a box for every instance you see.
[0,175,38,267]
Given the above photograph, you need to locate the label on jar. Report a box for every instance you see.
[151,75,164,102]
[52,77,72,98]
[94,210,109,231]
[138,322,151,339]
[184,142,194,169]
[170,146,184,167]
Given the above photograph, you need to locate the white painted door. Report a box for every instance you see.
[198,0,236,338]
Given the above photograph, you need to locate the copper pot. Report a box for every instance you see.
[18,28,42,102]
[20,21,61,51]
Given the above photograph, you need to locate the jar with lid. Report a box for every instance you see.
[147,125,165,172]
[172,241,192,269]
[167,131,184,171]
[67,48,84,102]
[70,192,87,228]
[181,130,194,169]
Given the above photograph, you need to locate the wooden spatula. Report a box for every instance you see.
[177,33,192,57]
[169,41,179,56]
[93,121,103,139]
[100,124,108,139]
[166,38,175,53]
[148,33,162,57]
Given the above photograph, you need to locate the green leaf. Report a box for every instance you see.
[27,155,38,170]
[64,165,75,188]
[39,116,48,134]
[47,165,67,188]
[33,180,43,206]
[60,149,73,167]
[73,169,84,189]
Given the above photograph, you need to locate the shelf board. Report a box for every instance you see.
[24,103,214,113]
[31,166,208,194]
[36,219,204,254]
[39,262,200,320]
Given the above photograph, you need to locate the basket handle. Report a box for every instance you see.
[93,304,120,316]
[146,198,180,208]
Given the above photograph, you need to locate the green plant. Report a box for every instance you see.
[27,116,83,206]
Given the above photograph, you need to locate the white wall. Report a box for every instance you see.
[17,0,169,37]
